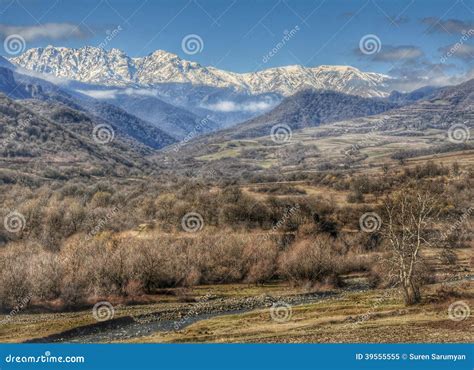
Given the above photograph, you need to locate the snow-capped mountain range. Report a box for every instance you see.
[11,46,392,98]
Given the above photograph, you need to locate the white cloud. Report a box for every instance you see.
[77,89,118,99]
[0,23,88,42]
[14,66,73,86]
[77,88,159,99]
[203,100,276,112]
[122,88,158,97]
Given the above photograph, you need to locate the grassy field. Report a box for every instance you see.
[192,119,473,172]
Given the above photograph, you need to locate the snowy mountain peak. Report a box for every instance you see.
[148,49,179,59]
[11,46,393,97]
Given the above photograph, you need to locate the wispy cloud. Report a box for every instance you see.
[0,23,89,41]
[391,15,409,24]
[373,45,423,62]
[421,17,474,34]
[385,15,410,26]
[339,11,356,19]
[387,57,470,92]
[355,44,423,62]
[439,43,474,61]
[389,68,474,92]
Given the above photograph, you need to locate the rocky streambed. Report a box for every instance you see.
[25,290,342,343]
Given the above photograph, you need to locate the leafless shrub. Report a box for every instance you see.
[243,238,278,284]
[30,251,63,300]
[278,236,339,286]
[0,243,34,309]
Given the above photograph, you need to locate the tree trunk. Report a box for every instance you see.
[403,281,421,305]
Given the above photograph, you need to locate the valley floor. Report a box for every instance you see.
[1,279,472,344]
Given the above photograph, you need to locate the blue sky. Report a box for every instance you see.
[0,0,473,85]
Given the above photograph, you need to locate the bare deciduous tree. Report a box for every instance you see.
[381,190,441,305]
